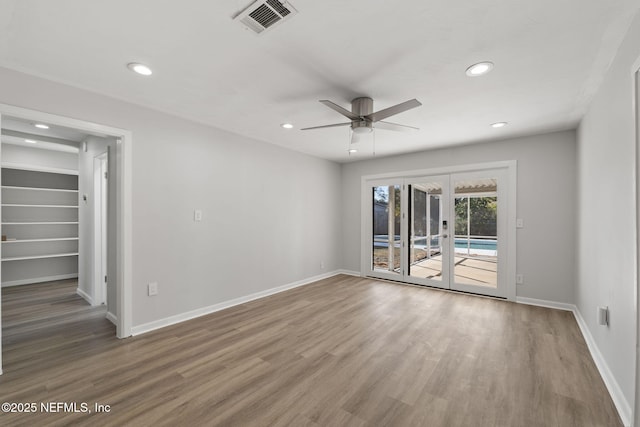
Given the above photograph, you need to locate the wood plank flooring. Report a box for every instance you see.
[0,275,622,426]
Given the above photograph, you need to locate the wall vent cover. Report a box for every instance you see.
[234,0,297,34]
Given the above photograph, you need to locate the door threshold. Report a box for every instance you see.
[365,275,507,301]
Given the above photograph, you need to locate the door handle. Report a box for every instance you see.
[442,234,448,238]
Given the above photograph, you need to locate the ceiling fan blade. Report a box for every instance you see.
[300,122,352,131]
[319,100,360,121]
[366,99,422,122]
[375,120,420,133]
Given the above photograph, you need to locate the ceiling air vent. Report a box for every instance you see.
[234,0,298,34]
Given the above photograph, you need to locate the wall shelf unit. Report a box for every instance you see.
[1,167,79,286]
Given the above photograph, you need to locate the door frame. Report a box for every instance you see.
[360,161,517,301]
[0,103,133,348]
[403,174,450,290]
[93,152,108,307]
[447,168,508,298]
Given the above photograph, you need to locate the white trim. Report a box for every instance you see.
[573,308,632,426]
[76,287,94,305]
[515,296,575,312]
[336,269,361,277]
[360,160,517,181]
[1,162,78,175]
[131,270,344,336]
[1,273,78,287]
[106,312,117,326]
[0,103,133,340]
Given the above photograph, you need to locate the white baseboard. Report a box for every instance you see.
[106,312,117,326]
[131,270,345,336]
[2,273,78,288]
[572,309,631,426]
[517,296,630,426]
[76,287,94,305]
[515,296,575,311]
[335,269,361,277]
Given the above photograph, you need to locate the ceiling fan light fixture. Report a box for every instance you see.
[352,126,372,134]
[24,139,37,144]
[491,122,508,128]
[281,123,294,129]
[34,123,49,129]
[466,61,494,77]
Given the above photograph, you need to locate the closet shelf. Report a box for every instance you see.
[2,166,80,285]
[2,221,79,225]
[2,252,79,262]
[1,185,79,193]
[2,204,78,208]
[2,237,79,243]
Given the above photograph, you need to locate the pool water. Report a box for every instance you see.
[374,235,497,251]
[454,239,497,251]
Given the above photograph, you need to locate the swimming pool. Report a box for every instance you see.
[454,238,497,251]
[373,235,497,251]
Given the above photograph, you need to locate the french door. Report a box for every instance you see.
[366,169,508,298]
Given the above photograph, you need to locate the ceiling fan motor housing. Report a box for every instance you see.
[351,97,373,133]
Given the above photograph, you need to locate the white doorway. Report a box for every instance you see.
[0,103,132,375]
[362,163,516,300]
[93,152,108,307]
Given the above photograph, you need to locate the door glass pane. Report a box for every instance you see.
[408,182,443,280]
[453,178,498,287]
[372,185,401,274]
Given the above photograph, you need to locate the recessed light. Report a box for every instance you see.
[466,61,494,77]
[34,123,49,129]
[348,149,358,153]
[281,123,294,129]
[491,122,508,128]
[24,139,37,144]
[127,62,153,76]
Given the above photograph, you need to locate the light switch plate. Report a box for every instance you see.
[148,282,158,296]
[194,209,202,222]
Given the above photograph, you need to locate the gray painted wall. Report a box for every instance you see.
[340,131,577,303]
[577,11,640,416]
[0,67,343,327]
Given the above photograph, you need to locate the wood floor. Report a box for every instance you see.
[0,276,622,426]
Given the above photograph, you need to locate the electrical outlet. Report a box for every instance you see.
[516,218,524,228]
[516,274,524,285]
[597,306,609,326]
[148,282,158,296]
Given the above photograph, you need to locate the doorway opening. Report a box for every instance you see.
[0,104,132,374]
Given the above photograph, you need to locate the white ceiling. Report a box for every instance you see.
[0,0,638,162]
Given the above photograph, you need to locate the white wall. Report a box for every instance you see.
[341,130,577,303]
[576,11,640,422]
[0,67,342,328]
[1,143,77,171]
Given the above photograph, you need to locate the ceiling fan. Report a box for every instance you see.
[301,97,422,144]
